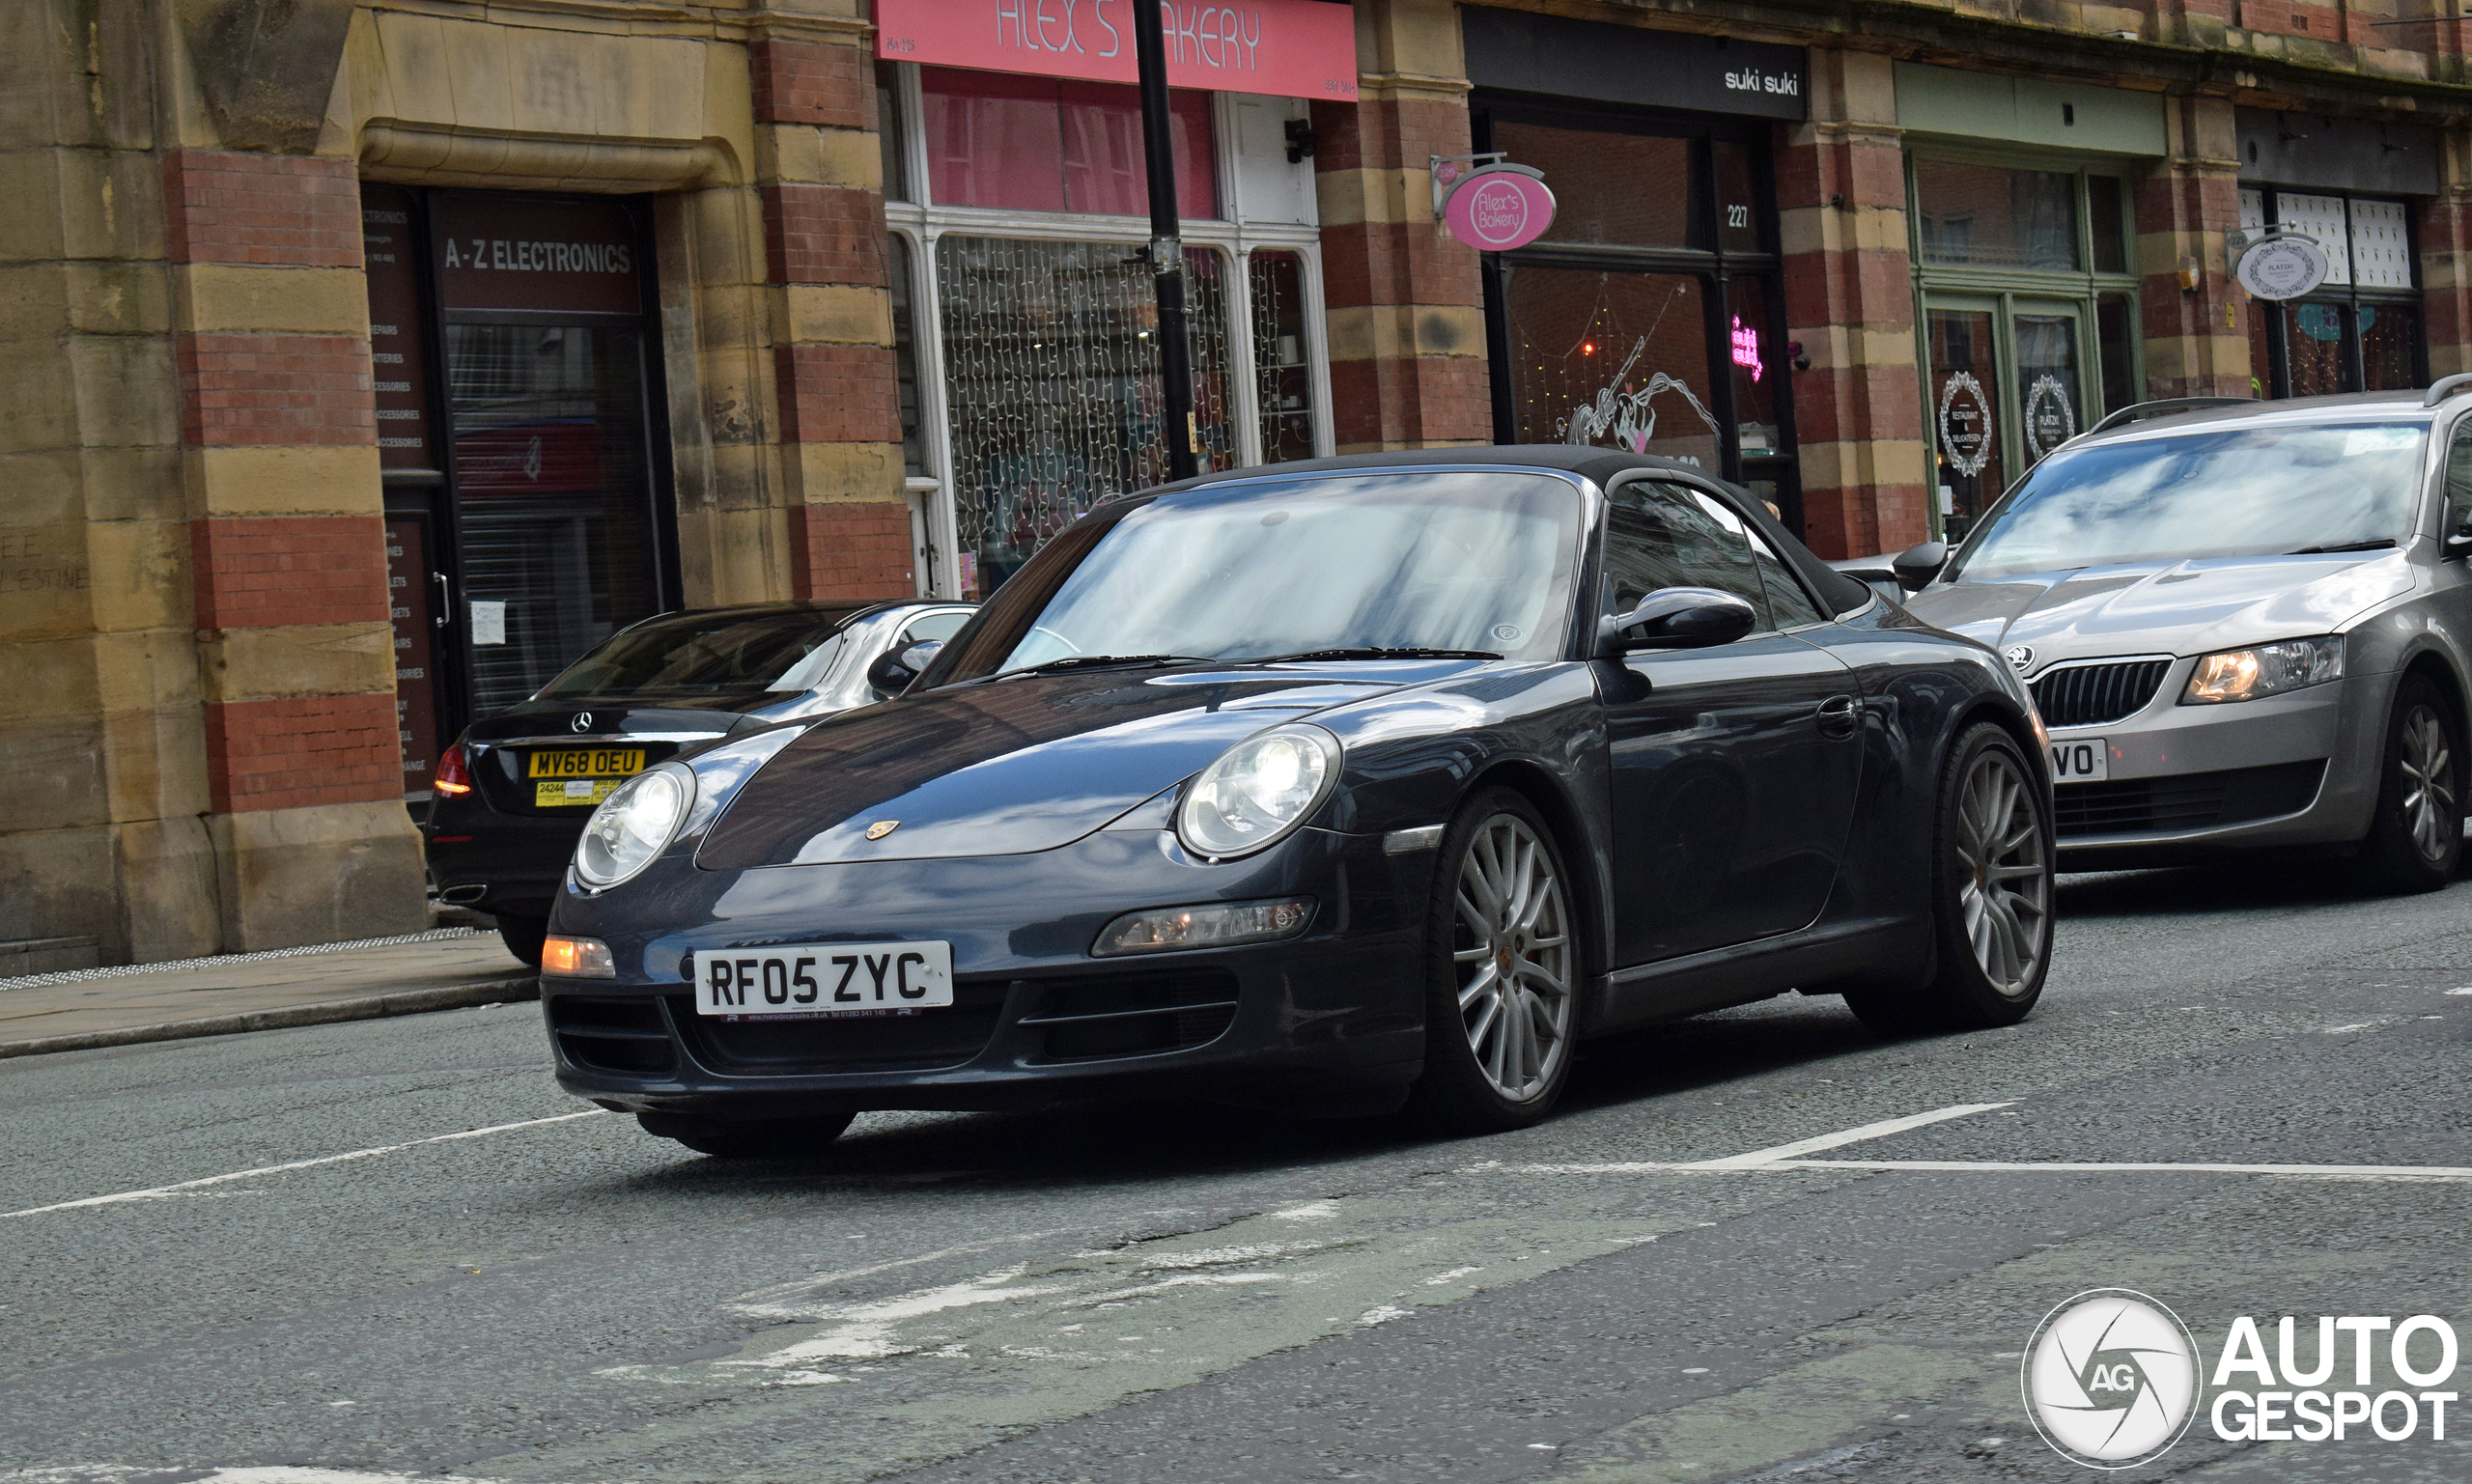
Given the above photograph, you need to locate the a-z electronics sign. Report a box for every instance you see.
[876,0,1360,101]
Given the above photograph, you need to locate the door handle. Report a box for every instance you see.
[1816,693,1860,737]
[433,572,451,629]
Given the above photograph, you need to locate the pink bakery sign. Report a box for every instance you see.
[875,0,1361,101]
[1444,166,1558,252]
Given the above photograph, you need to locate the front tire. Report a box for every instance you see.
[637,1108,857,1159]
[1404,788,1581,1135]
[1847,722,2053,1035]
[2356,675,2462,894]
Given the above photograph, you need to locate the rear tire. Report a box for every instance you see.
[1404,788,1582,1135]
[2356,674,2462,895]
[1846,722,2053,1035]
[637,1108,857,1159]
[495,912,548,967]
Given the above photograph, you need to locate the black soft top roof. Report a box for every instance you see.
[1156,445,1873,617]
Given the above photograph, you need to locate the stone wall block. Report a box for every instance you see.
[207,798,427,951]
[113,814,220,963]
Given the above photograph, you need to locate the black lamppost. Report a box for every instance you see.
[1131,0,1198,481]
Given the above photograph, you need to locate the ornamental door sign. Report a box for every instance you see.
[2023,375,2077,461]
[1938,372,1993,478]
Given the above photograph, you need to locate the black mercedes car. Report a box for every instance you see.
[540,450,2056,1156]
[426,600,972,965]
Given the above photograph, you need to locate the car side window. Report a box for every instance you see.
[902,609,971,647]
[1601,481,1774,631]
[2448,423,2472,539]
[1745,526,1826,628]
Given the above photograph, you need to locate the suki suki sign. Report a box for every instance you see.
[875,0,1361,101]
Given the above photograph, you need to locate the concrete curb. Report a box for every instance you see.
[0,972,542,1060]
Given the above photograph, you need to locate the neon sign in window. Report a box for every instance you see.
[1729,316,1764,382]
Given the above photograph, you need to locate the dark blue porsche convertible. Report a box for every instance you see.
[540,449,2056,1156]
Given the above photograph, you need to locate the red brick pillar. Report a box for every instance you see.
[1311,1,1490,451]
[165,150,425,948]
[1777,50,1928,560]
[749,33,913,601]
[2424,128,2472,382]
[2136,97,2248,400]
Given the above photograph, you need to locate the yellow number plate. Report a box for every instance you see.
[536,778,627,808]
[527,748,645,779]
[527,748,644,808]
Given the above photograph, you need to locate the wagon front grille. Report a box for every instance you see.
[2031,659,2176,728]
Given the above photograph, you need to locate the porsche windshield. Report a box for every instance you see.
[990,471,1581,672]
[1952,421,2429,580]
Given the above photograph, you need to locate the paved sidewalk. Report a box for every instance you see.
[0,929,537,1059]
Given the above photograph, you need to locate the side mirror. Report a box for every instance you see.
[865,640,942,696]
[1891,541,1950,591]
[1597,587,1758,655]
[2446,521,2472,560]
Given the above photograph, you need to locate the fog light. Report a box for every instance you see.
[542,935,615,978]
[1090,897,1315,957]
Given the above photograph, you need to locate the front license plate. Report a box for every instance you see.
[697,942,956,1020]
[2049,737,2109,782]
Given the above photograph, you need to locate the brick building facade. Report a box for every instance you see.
[4,0,2469,968]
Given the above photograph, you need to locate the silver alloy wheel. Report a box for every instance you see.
[2400,703,2457,862]
[1450,814,1574,1102]
[1954,748,2049,996]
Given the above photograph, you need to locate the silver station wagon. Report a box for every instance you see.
[1891,385,2472,890]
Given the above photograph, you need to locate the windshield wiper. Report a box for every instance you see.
[988,654,1221,681]
[1239,646,1503,665]
[2285,539,2397,555]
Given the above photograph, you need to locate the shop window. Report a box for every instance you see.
[877,62,908,203]
[934,236,1232,599]
[1487,119,1696,249]
[1914,160,2080,271]
[2014,313,2082,461]
[920,68,1216,219]
[1712,141,1769,255]
[1726,276,1779,457]
[1249,249,1316,463]
[2363,304,2422,391]
[2096,293,2136,415]
[2286,302,2350,396]
[2087,177,2127,275]
[1926,309,2005,533]
[1499,266,1721,470]
[888,235,924,476]
[2245,188,2424,398]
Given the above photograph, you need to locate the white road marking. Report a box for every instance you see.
[1671,1104,2014,1170]
[1766,1159,2472,1182]
[0,1110,608,1220]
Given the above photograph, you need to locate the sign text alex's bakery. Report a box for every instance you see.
[876,0,1360,100]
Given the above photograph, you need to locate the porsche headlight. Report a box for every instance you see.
[575,762,694,888]
[2181,636,2345,705]
[1176,724,1340,859]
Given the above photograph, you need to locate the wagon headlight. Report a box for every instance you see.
[1176,724,1341,859]
[2181,636,2345,705]
[575,762,694,889]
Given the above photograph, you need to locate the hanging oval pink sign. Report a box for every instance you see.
[1445,168,1557,253]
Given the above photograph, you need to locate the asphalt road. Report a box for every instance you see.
[6,861,2472,1483]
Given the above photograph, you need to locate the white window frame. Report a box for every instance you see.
[882,63,1333,599]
